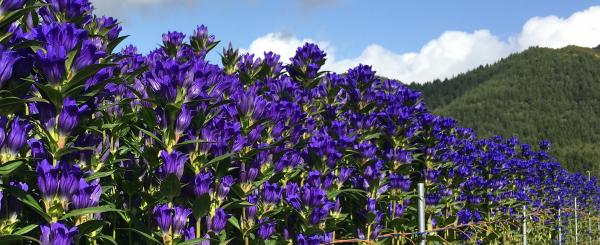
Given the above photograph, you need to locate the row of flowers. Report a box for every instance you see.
[0,0,598,244]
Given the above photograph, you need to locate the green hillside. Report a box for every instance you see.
[410,46,600,176]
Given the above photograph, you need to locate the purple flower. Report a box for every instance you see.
[71,179,102,209]
[257,218,276,239]
[0,48,18,88]
[95,16,122,40]
[307,170,321,187]
[57,97,80,135]
[72,40,103,72]
[37,160,59,203]
[337,167,352,185]
[176,105,192,133]
[40,222,78,245]
[190,24,216,52]
[0,116,6,147]
[287,43,326,80]
[284,183,302,210]
[46,0,92,19]
[211,208,228,233]
[58,161,82,202]
[6,116,30,155]
[30,102,57,132]
[160,150,188,180]
[389,174,412,191]
[153,204,173,235]
[0,0,26,13]
[246,192,258,220]
[173,206,192,235]
[217,175,234,199]
[162,31,185,55]
[193,170,213,197]
[183,226,195,241]
[262,181,282,204]
[35,45,67,84]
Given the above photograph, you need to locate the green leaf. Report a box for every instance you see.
[13,224,38,235]
[33,83,63,108]
[61,205,123,220]
[0,96,27,114]
[0,235,40,244]
[228,216,241,231]
[76,220,106,236]
[107,35,129,54]
[117,228,161,244]
[97,234,118,245]
[10,40,45,51]
[0,159,25,175]
[0,5,43,29]
[192,194,211,218]
[135,125,167,150]
[160,174,181,200]
[207,152,233,166]
[177,237,208,245]
[86,169,117,181]
[62,63,115,95]
[174,139,209,148]
[2,185,50,222]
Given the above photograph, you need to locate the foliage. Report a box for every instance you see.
[410,46,600,176]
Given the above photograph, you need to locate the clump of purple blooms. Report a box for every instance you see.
[0,1,597,244]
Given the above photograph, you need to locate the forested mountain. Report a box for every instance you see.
[410,46,600,176]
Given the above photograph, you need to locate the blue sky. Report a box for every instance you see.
[92,0,600,83]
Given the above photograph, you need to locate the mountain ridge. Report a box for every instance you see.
[409,45,600,175]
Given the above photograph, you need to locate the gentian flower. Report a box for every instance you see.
[46,0,92,19]
[176,105,192,133]
[40,222,78,245]
[37,160,59,203]
[153,204,173,235]
[172,207,192,235]
[193,170,213,197]
[160,150,188,180]
[95,16,122,40]
[262,181,282,204]
[71,179,102,209]
[72,40,103,72]
[58,161,82,203]
[5,116,30,155]
[35,45,67,84]
[0,0,26,13]
[217,175,234,199]
[211,208,228,233]
[0,116,6,148]
[257,218,276,239]
[162,31,185,47]
[57,97,80,135]
[190,24,216,52]
[0,48,18,88]
[287,42,326,80]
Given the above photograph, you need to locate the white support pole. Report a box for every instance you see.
[574,197,578,244]
[417,183,426,245]
[522,205,527,245]
[558,196,562,245]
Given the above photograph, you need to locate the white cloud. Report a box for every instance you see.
[91,0,198,19]
[241,32,335,63]
[515,6,600,49]
[243,6,600,83]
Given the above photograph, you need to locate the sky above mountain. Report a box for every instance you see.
[91,0,600,83]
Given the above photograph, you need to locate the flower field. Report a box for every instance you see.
[0,1,598,244]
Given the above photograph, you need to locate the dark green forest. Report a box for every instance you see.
[410,45,600,176]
